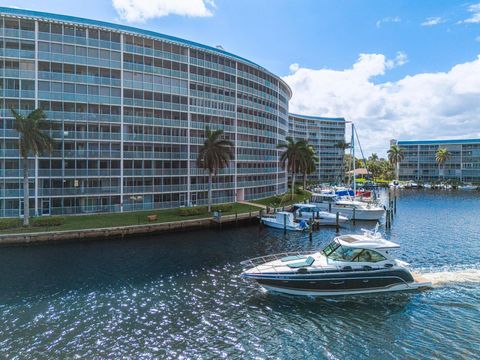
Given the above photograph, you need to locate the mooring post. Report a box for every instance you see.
[336,211,340,233]
[259,209,263,226]
[235,211,238,225]
[394,195,397,215]
[328,202,332,213]
[309,217,313,241]
[283,213,287,234]
[353,207,356,225]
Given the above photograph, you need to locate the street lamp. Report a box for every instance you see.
[130,195,143,224]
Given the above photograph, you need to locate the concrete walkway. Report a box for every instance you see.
[237,200,267,209]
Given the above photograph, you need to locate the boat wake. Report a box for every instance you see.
[416,268,480,286]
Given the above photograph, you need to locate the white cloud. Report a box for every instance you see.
[385,51,408,68]
[376,16,401,28]
[112,0,216,22]
[283,54,480,155]
[421,16,445,26]
[460,3,480,24]
[289,63,300,73]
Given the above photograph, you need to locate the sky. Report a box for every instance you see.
[1,0,480,155]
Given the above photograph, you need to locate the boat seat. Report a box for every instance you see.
[281,255,307,262]
[287,256,315,268]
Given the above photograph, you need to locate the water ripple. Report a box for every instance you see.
[0,190,479,358]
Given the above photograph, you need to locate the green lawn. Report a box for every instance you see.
[0,203,260,235]
[253,191,311,208]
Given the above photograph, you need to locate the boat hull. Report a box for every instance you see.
[296,214,349,225]
[244,268,431,297]
[312,204,385,221]
[260,281,431,296]
[261,218,304,231]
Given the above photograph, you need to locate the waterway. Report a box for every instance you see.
[0,190,479,359]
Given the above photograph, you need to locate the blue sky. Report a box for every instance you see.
[2,0,479,79]
[1,0,480,154]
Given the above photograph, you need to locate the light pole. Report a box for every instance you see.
[130,195,143,224]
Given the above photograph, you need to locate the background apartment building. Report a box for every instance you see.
[288,113,346,183]
[393,139,480,183]
[0,8,291,216]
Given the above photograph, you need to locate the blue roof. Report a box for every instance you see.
[398,139,480,145]
[0,6,292,98]
[289,113,345,122]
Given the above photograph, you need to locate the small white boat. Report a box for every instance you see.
[310,193,385,221]
[291,204,349,225]
[389,180,405,189]
[261,211,308,231]
[404,181,419,189]
[458,184,478,191]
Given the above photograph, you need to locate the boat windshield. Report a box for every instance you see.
[322,241,386,262]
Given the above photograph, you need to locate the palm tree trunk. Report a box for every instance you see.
[291,172,295,200]
[22,157,29,226]
[396,162,399,180]
[303,172,307,190]
[208,172,213,212]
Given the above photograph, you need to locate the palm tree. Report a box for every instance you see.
[336,140,351,151]
[197,126,234,212]
[387,145,404,180]
[278,137,308,199]
[299,145,318,189]
[435,148,451,180]
[11,108,53,226]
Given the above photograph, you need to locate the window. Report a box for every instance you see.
[351,249,386,263]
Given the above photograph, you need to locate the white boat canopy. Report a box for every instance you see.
[336,234,400,249]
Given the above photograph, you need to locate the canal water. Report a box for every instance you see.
[0,190,479,359]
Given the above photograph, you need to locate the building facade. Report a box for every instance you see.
[394,139,480,183]
[0,8,291,217]
[288,113,345,183]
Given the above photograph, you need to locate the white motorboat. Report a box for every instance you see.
[241,228,432,297]
[458,184,478,191]
[260,211,308,231]
[389,180,405,189]
[310,193,385,221]
[404,181,419,189]
[291,203,349,225]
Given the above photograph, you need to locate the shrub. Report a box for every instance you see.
[178,207,207,216]
[0,218,21,230]
[31,217,65,227]
[211,204,233,212]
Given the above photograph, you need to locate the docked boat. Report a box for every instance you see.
[291,204,349,225]
[310,193,385,221]
[260,211,308,231]
[458,184,478,191]
[240,229,432,296]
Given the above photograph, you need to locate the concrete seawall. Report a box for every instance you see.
[0,212,260,246]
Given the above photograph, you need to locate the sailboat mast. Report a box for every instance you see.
[352,123,356,195]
